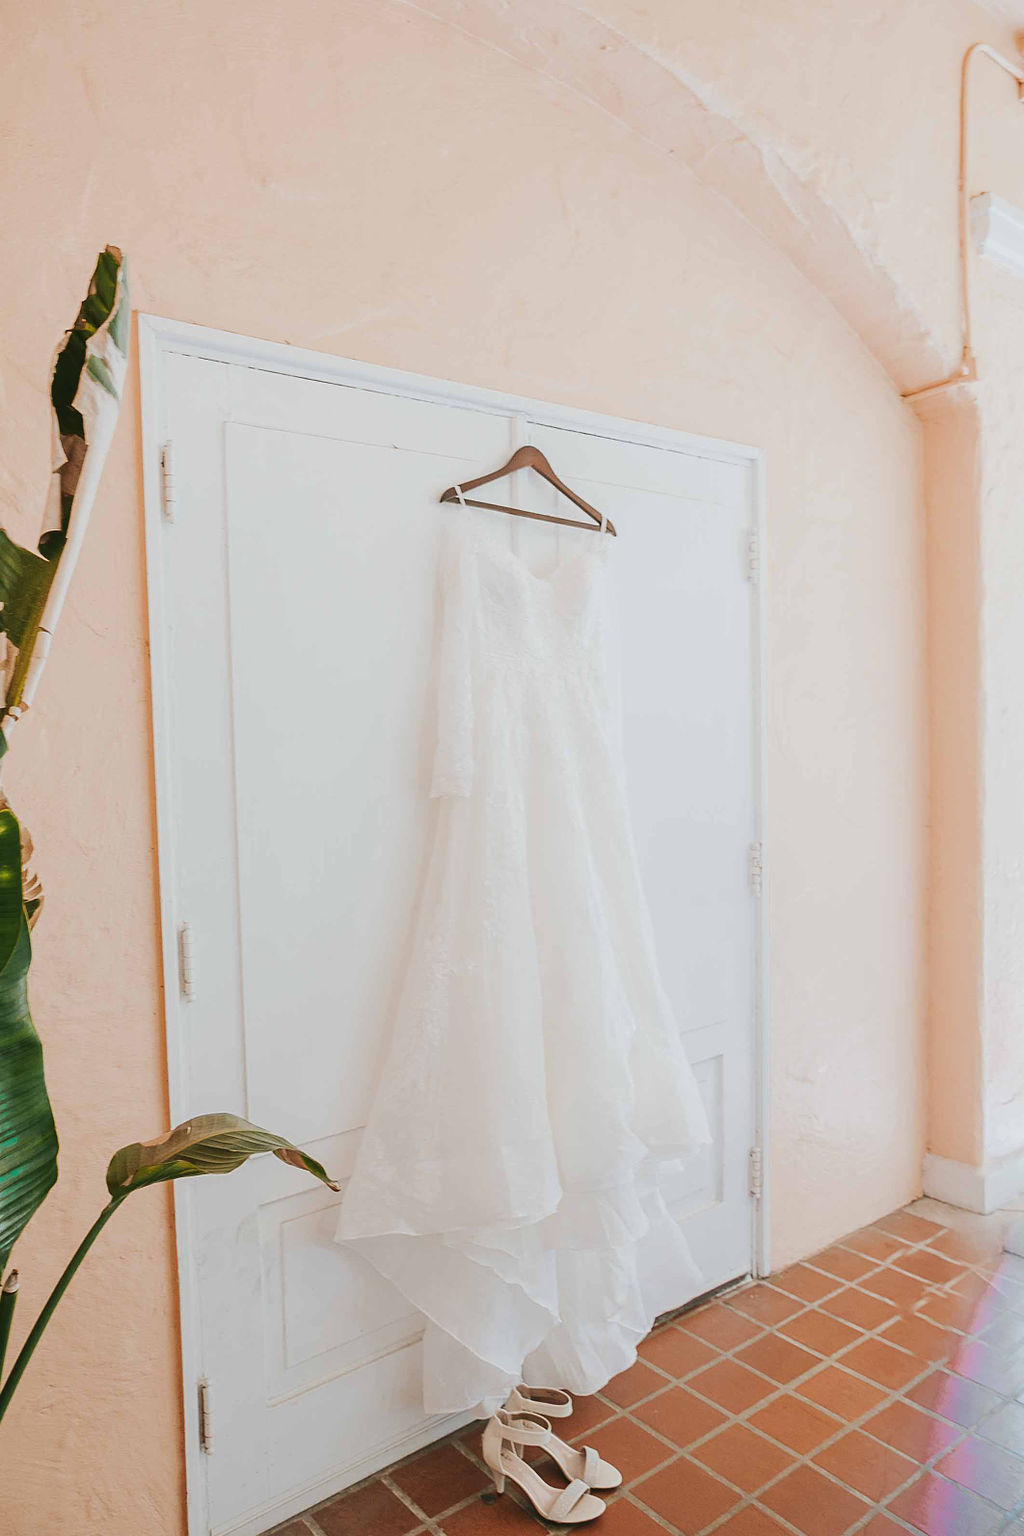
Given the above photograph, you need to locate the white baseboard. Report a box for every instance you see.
[1005,1217,1024,1258]
[923,1149,1024,1214]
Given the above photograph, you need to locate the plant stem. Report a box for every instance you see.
[0,1270,18,1380]
[0,1197,124,1423]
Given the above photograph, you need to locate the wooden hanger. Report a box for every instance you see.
[439,445,616,536]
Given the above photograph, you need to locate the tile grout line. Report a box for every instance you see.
[483,1230,1023,1533]
[267,1223,1024,1536]
[592,1238,1018,1533]
[446,1424,554,1532]
[609,1234,1024,1535]
[631,1330,1007,1531]
[686,1349,1014,1531]
[381,1472,448,1534]
[611,1490,691,1535]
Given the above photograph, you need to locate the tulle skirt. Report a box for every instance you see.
[337,596,710,1414]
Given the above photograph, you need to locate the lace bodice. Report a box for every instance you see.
[431,517,614,798]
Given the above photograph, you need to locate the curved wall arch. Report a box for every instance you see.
[400,0,968,389]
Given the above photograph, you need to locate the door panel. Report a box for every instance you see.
[224,420,457,1144]
[150,343,760,1535]
[531,425,757,1278]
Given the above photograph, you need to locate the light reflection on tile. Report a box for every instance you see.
[264,1202,1024,1536]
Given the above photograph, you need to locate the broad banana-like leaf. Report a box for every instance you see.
[3,247,130,728]
[0,533,50,651]
[0,810,57,1272]
[0,251,126,1262]
[0,1111,337,1421]
[106,1114,340,1197]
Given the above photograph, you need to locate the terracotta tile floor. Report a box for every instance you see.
[268,1200,1024,1536]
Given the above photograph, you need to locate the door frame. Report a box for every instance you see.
[137,313,772,1536]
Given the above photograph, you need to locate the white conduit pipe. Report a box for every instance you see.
[904,41,1024,401]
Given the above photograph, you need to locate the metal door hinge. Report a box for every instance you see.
[160,441,176,521]
[178,921,196,1002]
[748,1146,765,1201]
[746,530,760,583]
[748,843,763,897]
[198,1378,213,1454]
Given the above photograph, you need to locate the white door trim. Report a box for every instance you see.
[137,313,771,1536]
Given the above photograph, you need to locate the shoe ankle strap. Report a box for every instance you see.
[494,1409,552,1447]
[508,1385,573,1419]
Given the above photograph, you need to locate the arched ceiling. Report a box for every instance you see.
[401,0,957,394]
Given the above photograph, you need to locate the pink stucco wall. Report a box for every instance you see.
[5,0,1022,1528]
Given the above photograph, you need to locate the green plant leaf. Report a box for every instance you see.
[0,530,53,649]
[48,247,127,466]
[105,1113,340,1197]
[4,248,130,726]
[0,810,58,1272]
[0,1110,337,1423]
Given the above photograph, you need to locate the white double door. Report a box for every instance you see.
[144,327,763,1536]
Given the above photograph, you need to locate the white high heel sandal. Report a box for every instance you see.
[481,1411,607,1524]
[503,1387,622,1490]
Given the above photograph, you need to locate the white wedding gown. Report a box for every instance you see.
[337,512,710,1415]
